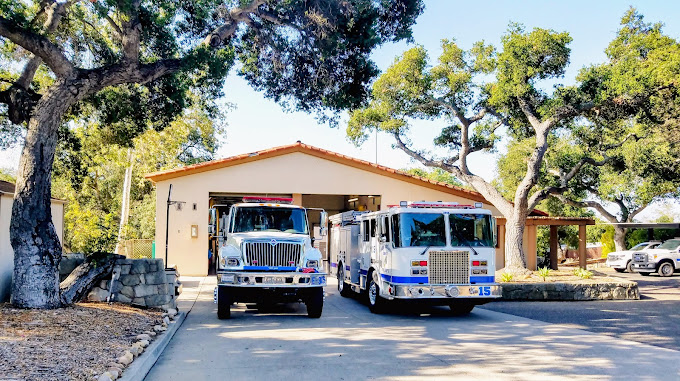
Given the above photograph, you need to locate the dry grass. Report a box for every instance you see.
[497,268,624,284]
[0,302,162,381]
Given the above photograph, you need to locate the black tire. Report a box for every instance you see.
[658,262,675,277]
[626,260,635,273]
[338,265,351,297]
[449,302,475,316]
[367,275,386,314]
[217,286,231,319]
[614,268,626,273]
[306,287,324,318]
[639,272,650,276]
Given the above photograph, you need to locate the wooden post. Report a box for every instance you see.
[549,225,558,270]
[579,224,587,269]
[526,225,537,271]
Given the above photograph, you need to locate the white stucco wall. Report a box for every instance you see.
[0,194,64,302]
[154,151,501,276]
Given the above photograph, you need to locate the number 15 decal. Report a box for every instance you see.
[479,286,491,296]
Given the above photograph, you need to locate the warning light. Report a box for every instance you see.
[472,261,480,266]
[419,261,427,266]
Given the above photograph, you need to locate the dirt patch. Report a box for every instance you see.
[0,302,162,381]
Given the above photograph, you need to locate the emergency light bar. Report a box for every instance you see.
[242,196,293,204]
[400,201,484,209]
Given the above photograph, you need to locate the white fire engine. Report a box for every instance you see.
[210,197,328,319]
[330,201,501,314]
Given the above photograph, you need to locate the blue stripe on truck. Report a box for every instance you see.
[470,276,495,283]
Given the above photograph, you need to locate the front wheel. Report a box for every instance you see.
[449,302,475,316]
[367,276,386,314]
[306,287,324,318]
[626,260,635,273]
[217,286,231,319]
[658,262,675,277]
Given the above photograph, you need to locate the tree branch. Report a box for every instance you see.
[0,16,74,78]
[554,194,619,223]
[204,0,266,47]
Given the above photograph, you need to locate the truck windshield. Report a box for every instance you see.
[392,213,446,247]
[449,214,493,247]
[658,239,680,250]
[232,207,308,234]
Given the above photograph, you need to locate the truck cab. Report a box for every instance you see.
[631,238,680,277]
[211,197,328,318]
[330,201,501,315]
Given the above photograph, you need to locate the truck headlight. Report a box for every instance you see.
[227,258,239,266]
[306,260,319,268]
[220,256,227,268]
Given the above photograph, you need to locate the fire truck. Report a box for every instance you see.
[330,201,501,314]
[210,197,328,319]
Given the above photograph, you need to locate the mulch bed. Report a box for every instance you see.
[0,302,163,381]
[498,268,626,283]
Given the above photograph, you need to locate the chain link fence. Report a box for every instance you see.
[119,239,154,259]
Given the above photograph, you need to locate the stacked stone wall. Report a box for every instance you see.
[88,258,179,310]
[501,282,639,300]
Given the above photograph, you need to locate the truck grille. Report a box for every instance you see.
[244,241,302,267]
[429,250,469,284]
[633,253,648,263]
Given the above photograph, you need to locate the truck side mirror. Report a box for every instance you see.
[209,207,217,235]
[491,217,498,247]
[319,211,328,236]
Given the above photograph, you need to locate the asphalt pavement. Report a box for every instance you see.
[481,267,680,351]
[144,274,680,380]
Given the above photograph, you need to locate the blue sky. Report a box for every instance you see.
[2,1,679,220]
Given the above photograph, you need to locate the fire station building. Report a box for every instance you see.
[145,141,591,276]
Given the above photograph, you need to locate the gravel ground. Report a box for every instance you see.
[0,302,163,381]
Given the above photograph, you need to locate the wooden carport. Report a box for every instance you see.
[495,216,596,270]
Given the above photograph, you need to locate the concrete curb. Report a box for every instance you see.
[119,311,187,381]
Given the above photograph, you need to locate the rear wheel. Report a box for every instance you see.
[449,302,475,316]
[367,276,386,314]
[217,286,231,319]
[338,265,351,297]
[658,262,675,277]
[306,287,324,318]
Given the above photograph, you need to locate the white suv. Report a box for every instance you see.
[606,241,662,273]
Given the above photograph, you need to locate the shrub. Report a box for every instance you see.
[537,266,551,281]
[573,268,593,279]
[500,272,514,282]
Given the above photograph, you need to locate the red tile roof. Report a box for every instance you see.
[144,141,548,216]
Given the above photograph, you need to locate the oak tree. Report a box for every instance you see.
[0,0,423,308]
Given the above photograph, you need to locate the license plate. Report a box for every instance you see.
[221,274,235,283]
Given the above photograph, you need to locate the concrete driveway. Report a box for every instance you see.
[145,275,680,380]
[482,267,680,351]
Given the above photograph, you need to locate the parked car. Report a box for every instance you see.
[632,238,680,277]
[606,241,662,273]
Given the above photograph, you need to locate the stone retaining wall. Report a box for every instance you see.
[501,282,639,300]
[88,258,179,310]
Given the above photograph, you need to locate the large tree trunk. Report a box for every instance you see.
[504,211,529,271]
[60,254,122,305]
[10,82,76,309]
[613,226,628,252]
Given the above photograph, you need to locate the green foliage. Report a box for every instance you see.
[600,226,616,255]
[0,167,15,183]
[402,167,463,187]
[500,272,514,282]
[573,268,593,279]
[537,266,551,281]
[53,108,222,253]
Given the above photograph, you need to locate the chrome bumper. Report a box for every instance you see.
[216,271,327,288]
[383,282,501,300]
[632,262,656,270]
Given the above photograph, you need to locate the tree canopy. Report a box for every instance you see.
[347,8,680,271]
[0,0,424,308]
